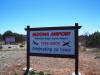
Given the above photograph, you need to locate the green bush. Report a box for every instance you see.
[79,31,100,48]
[39,71,45,75]
[14,72,18,75]
[28,71,35,75]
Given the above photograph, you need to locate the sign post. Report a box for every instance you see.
[24,26,30,75]
[75,23,80,75]
[24,23,81,75]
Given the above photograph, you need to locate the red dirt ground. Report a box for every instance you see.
[0,50,100,75]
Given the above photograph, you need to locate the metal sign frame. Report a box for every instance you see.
[24,23,81,75]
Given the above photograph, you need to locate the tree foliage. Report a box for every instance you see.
[0,33,3,41]
[3,30,25,43]
[79,31,100,48]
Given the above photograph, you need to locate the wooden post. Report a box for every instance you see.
[27,26,30,70]
[24,26,30,75]
[75,23,79,75]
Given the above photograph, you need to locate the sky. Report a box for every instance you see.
[0,0,100,35]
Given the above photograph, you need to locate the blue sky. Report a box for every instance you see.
[0,0,100,35]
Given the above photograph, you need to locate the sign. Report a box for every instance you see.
[5,36,15,44]
[30,30,75,55]
[24,23,81,75]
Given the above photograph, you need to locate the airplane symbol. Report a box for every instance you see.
[33,40,38,45]
[62,41,71,47]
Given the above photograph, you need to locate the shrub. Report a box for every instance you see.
[14,72,18,75]
[39,71,45,75]
[29,71,35,75]
[79,31,100,48]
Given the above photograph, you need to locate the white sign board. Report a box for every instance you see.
[5,36,15,43]
[30,30,75,55]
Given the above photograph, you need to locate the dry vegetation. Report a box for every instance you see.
[0,46,100,75]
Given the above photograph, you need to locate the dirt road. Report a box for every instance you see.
[0,49,100,75]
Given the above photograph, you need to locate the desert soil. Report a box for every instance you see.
[0,49,100,75]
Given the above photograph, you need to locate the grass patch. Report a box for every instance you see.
[14,70,47,75]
